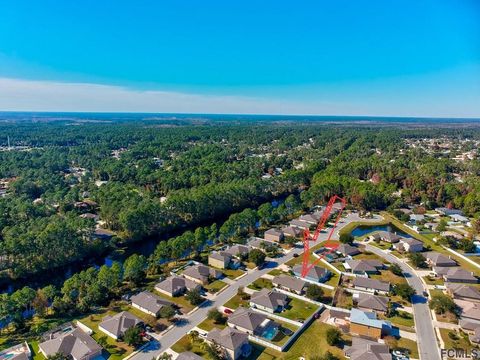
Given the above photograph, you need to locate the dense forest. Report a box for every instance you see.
[1,117,480,283]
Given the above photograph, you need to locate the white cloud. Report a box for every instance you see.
[0,77,343,115]
[0,76,478,117]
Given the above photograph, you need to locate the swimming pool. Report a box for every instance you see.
[260,324,278,340]
[350,224,412,238]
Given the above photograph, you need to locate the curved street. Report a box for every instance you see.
[361,242,441,360]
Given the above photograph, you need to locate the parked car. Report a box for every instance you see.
[293,253,299,258]
[224,308,233,315]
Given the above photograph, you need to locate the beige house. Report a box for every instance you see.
[264,228,284,242]
[206,327,252,360]
[39,328,101,360]
[208,251,232,269]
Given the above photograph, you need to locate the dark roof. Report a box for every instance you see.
[206,327,248,351]
[353,277,390,292]
[272,275,308,292]
[356,293,389,312]
[39,328,101,359]
[131,291,172,314]
[345,337,391,360]
[292,264,330,281]
[250,289,289,310]
[447,283,480,300]
[227,307,268,332]
[337,243,361,256]
[99,311,143,338]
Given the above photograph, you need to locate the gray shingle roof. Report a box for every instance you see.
[447,283,480,300]
[227,307,268,332]
[250,289,289,311]
[353,277,390,292]
[155,275,199,294]
[292,264,330,281]
[425,251,457,266]
[356,293,389,312]
[272,275,308,292]
[345,337,391,360]
[337,243,361,256]
[131,291,172,314]
[176,352,204,360]
[225,244,249,257]
[39,328,101,360]
[346,260,382,273]
[99,311,143,338]
[183,264,222,282]
[206,327,248,351]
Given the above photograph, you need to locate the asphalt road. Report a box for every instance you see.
[363,243,441,360]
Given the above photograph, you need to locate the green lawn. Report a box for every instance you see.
[29,341,46,360]
[171,335,214,360]
[197,317,227,331]
[439,329,475,352]
[395,338,419,359]
[370,270,407,285]
[334,288,353,309]
[268,269,289,276]
[222,268,245,279]
[280,298,319,322]
[369,241,392,250]
[224,293,250,309]
[381,311,414,329]
[247,278,274,290]
[282,320,350,359]
[205,279,228,294]
[423,276,444,285]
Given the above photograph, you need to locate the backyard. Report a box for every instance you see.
[280,298,319,322]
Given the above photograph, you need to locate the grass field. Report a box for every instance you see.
[280,298,319,322]
[247,278,274,290]
[171,335,213,359]
[197,317,227,331]
[204,279,228,293]
[370,270,407,285]
[439,328,474,351]
[380,311,414,329]
[396,338,419,359]
[224,293,250,309]
[222,268,245,279]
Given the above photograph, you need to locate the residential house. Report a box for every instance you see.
[374,231,401,243]
[98,311,143,340]
[434,267,477,284]
[92,228,114,240]
[344,260,383,276]
[299,214,318,225]
[446,283,480,302]
[353,277,390,295]
[353,293,389,315]
[0,343,31,360]
[349,309,391,339]
[393,238,423,253]
[292,264,331,283]
[264,228,284,243]
[272,275,308,295]
[435,207,463,216]
[410,214,425,223]
[281,226,302,238]
[227,307,278,338]
[344,337,391,360]
[225,245,250,259]
[424,252,457,267]
[182,264,223,285]
[209,251,233,269]
[249,289,289,314]
[39,328,102,360]
[131,291,173,317]
[289,219,311,230]
[205,327,252,360]
[336,243,361,257]
[155,275,201,297]
[455,300,480,322]
[247,237,277,251]
[450,214,470,224]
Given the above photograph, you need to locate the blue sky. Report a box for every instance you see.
[0,0,479,116]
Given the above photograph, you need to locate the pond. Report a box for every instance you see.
[350,224,412,238]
